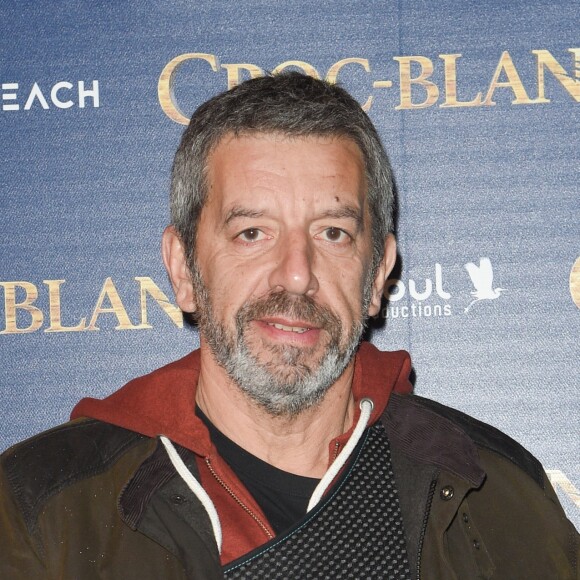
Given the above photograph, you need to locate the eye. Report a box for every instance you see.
[236,228,267,243]
[319,227,351,243]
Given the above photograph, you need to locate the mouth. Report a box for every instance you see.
[254,317,321,345]
[266,322,310,334]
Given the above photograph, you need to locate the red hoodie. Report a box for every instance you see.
[71,342,412,564]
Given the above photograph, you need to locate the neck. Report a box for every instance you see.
[196,342,356,478]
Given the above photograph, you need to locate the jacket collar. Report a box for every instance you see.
[383,393,486,487]
[71,342,413,458]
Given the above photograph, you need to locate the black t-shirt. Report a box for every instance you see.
[197,407,320,535]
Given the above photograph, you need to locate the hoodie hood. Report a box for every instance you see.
[71,342,413,457]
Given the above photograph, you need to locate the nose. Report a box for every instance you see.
[267,231,319,296]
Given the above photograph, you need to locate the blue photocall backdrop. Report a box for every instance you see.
[1,1,579,528]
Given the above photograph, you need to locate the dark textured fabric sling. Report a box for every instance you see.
[223,423,412,579]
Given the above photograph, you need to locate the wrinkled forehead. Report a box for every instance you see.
[205,130,367,188]
[205,132,367,204]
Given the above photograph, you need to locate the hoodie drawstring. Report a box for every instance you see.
[307,398,374,512]
[160,435,223,554]
[159,397,374,553]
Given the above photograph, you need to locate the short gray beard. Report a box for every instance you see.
[191,264,372,418]
[190,263,374,418]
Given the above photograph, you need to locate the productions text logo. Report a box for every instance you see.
[382,257,505,320]
[158,49,579,124]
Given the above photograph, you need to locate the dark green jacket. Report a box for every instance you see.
[1,394,578,579]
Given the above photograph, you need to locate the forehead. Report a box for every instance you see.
[204,132,367,210]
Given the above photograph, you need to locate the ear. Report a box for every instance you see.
[367,234,397,317]
[161,226,197,313]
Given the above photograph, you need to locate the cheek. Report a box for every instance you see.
[323,267,366,319]
[204,268,263,320]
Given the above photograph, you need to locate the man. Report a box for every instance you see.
[1,73,577,579]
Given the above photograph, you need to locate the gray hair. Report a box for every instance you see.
[170,72,394,272]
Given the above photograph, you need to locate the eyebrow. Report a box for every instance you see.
[318,205,364,233]
[224,206,265,225]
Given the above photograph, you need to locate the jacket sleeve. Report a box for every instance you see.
[0,465,48,578]
[459,449,579,579]
[541,469,580,576]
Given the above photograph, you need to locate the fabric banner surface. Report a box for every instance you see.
[1,1,578,528]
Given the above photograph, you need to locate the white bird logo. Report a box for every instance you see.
[464,257,506,313]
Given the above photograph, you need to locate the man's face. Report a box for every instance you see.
[187,133,387,416]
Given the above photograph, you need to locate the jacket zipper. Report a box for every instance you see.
[415,475,438,580]
[205,457,274,540]
[332,441,341,462]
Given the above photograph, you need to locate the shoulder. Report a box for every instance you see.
[384,393,545,489]
[1,419,147,531]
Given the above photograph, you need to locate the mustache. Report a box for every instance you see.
[236,291,342,331]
